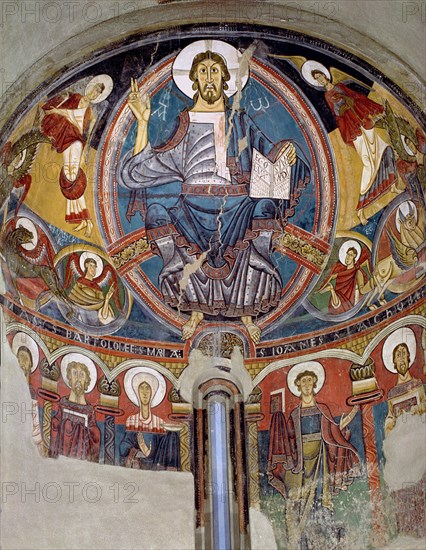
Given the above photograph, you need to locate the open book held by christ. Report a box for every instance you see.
[249,148,292,199]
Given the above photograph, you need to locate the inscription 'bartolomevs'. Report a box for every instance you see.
[118,40,311,343]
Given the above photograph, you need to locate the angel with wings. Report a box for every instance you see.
[64,252,121,326]
[0,216,74,315]
[40,75,113,238]
[304,63,399,225]
[365,202,425,308]
[317,240,371,314]
[270,54,399,226]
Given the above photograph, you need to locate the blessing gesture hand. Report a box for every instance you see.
[128,78,151,123]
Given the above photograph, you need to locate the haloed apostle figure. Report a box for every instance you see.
[382,328,426,539]
[118,41,310,343]
[267,362,360,549]
[119,369,180,471]
[50,359,100,462]
[12,333,45,455]
[385,341,425,434]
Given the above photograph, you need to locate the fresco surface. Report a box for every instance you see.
[0,25,425,548]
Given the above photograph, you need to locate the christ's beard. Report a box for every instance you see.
[200,84,221,104]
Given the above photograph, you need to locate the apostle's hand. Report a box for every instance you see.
[128,78,151,123]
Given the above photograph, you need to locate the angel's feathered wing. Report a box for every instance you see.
[387,227,417,270]
[94,264,122,309]
[64,252,85,289]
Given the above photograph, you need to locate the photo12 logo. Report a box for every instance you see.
[0,2,138,25]
[2,481,139,504]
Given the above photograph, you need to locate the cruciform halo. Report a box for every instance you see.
[172,39,249,99]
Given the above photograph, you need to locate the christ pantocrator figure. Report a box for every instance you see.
[119,48,311,343]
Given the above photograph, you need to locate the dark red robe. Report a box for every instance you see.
[49,397,100,462]
[321,247,369,314]
[41,93,91,153]
[324,83,384,145]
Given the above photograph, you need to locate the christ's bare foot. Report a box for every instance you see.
[181,311,204,340]
[241,316,261,344]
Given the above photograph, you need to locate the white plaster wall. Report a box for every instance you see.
[0,0,425,126]
[0,337,195,550]
[1,0,424,87]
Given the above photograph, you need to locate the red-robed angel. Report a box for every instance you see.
[64,251,122,326]
[317,240,371,314]
[304,64,399,225]
[40,75,113,238]
[269,55,400,225]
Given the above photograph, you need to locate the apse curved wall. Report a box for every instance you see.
[1,6,425,549]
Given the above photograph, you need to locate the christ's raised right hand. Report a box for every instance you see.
[128,78,151,123]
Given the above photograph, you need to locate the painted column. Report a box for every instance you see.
[208,395,232,550]
[103,415,115,465]
[96,376,122,465]
[169,391,193,472]
[359,402,387,547]
[348,360,387,547]
[194,407,206,543]
[38,359,60,452]
[246,390,264,510]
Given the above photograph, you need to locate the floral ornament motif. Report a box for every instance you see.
[197,332,245,358]
[40,358,60,381]
[277,232,327,268]
[98,375,121,397]
[111,238,150,269]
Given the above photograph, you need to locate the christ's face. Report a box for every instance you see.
[138,382,152,407]
[394,345,410,376]
[69,366,88,396]
[196,59,223,104]
[299,375,315,398]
